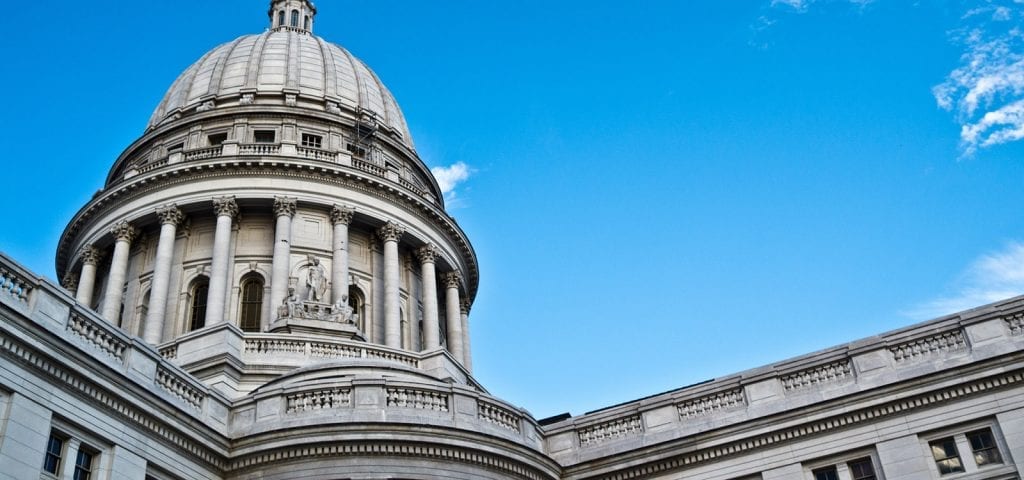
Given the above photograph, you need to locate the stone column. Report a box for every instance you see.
[100,220,137,323]
[416,245,440,350]
[330,205,354,304]
[75,245,102,305]
[143,205,184,344]
[443,272,464,363]
[270,197,297,313]
[206,196,238,326]
[378,221,405,348]
[460,298,473,371]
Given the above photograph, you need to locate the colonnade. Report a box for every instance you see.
[66,197,471,366]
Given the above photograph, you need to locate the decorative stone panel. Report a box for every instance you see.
[889,330,967,363]
[780,360,853,391]
[677,388,746,419]
[577,414,643,447]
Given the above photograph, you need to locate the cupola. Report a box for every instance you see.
[269,0,316,33]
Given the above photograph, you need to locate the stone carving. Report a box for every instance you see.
[273,196,297,218]
[780,360,853,391]
[212,196,239,218]
[280,287,300,318]
[305,255,327,302]
[285,93,298,107]
[276,282,356,324]
[61,272,79,291]
[80,245,103,266]
[110,220,137,243]
[890,330,967,363]
[1005,313,1024,336]
[239,93,255,105]
[577,414,643,447]
[196,100,215,112]
[677,388,746,419]
[460,298,471,315]
[325,101,342,115]
[377,221,405,242]
[443,271,462,290]
[330,204,354,225]
[156,204,185,226]
[415,244,437,264]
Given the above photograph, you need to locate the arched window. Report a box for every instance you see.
[278,10,285,27]
[304,15,310,30]
[137,289,151,338]
[238,274,264,332]
[291,10,299,27]
[349,285,365,328]
[189,277,210,331]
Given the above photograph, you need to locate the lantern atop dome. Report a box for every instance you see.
[268,0,316,33]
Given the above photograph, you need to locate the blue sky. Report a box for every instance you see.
[3,0,1024,418]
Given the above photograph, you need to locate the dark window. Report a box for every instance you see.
[301,133,323,148]
[847,457,876,480]
[254,130,276,143]
[291,10,299,27]
[189,279,209,331]
[278,10,285,27]
[812,466,838,480]
[43,432,64,474]
[208,133,227,146]
[304,15,310,30]
[967,428,1003,466]
[73,449,94,480]
[167,142,184,153]
[239,275,264,332]
[346,143,366,157]
[930,437,965,474]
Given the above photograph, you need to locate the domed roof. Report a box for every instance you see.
[148,29,414,148]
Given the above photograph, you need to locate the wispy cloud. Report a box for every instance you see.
[906,242,1024,320]
[430,161,473,205]
[933,2,1024,154]
[771,0,810,12]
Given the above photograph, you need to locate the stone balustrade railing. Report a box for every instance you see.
[0,253,230,429]
[543,297,1024,464]
[241,335,420,369]
[184,144,224,161]
[238,144,281,156]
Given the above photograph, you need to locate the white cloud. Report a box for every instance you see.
[430,162,473,205]
[907,242,1024,320]
[771,0,810,11]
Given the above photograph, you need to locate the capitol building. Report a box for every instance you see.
[2,1,1024,479]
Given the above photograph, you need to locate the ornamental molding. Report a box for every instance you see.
[443,271,462,290]
[377,221,405,242]
[272,196,297,218]
[156,204,185,226]
[61,272,79,291]
[460,298,471,315]
[572,364,1024,480]
[56,161,479,299]
[1005,312,1023,336]
[79,245,103,266]
[330,204,355,225]
[110,220,137,243]
[212,196,239,218]
[0,330,228,471]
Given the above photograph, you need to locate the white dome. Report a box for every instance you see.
[148,30,414,148]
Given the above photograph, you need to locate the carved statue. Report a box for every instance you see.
[305,255,327,302]
[196,100,215,112]
[278,287,299,319]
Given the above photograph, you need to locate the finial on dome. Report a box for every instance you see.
[268,0,317,33]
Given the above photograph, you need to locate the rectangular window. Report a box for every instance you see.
[930,437,965,474]
[42,432,64,474]
[207,133,228,146]
[167,142,184,153]
[966,428,1003,466]
[811,466,838,480]
[253,130,276,143]
[73,448,94,480]
[847,457,876,480]
[301,133,323,148]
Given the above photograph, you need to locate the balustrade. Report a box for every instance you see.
[184,145,224,161]
[479,401,521,433]
[0,264,31,304]
[286,388,351,413]
[156,366,204,410]
[67,313,127,362]
[890,330,967,362]
[386,387,449,411]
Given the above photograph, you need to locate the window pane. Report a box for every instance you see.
[239,278,263,332]
[812,466,839,480]
[848,457,876,480]
[967,428,1003,466]
[930,437,965,474]
[43,434,63,474]
[190,282,209,331]
[73,449,93,480]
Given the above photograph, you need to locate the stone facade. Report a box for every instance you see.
[2,1,1024,479]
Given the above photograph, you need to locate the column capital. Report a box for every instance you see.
[330,204,355,225]
[273,196,297,218]
[212,196,239,218]
[460,299,471,315]
[156,204,185,226]
[110,220,137,243]
[377,221,405,243]
[80,245,103,266]
[61,272,79,291]
[442,271,462,290]
[415,244,438,264]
